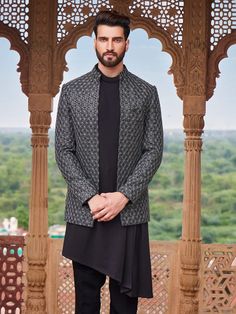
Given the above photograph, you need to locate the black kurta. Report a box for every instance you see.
[62,70,153,298]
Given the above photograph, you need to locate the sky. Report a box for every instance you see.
[0,28,236,130]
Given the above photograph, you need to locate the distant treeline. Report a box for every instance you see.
[0,129,235,244]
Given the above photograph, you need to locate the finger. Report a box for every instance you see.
[98,212,116,222]
[98,216,114,222]
[93,209,109,220]
[97,210,115,221]
[91,206,105,215]
[97,212,111,221]
[90,206,107,216]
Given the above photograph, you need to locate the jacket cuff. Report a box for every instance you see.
[117,188,133,204]
[81,192,97,206]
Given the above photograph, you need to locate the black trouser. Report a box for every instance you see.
[72,261,138,314]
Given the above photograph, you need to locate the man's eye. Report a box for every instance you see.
[100,38,107,42]
[114,38,122,43]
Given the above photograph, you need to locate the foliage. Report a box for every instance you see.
[0,129,235,244]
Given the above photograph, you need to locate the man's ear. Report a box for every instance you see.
[93,37,97,50]
[125,39,130,52]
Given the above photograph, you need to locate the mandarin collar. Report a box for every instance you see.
[92,64,128,81]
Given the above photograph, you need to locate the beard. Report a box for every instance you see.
[96,48,126,67]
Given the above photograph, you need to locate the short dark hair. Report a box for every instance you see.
[93,10,130,40]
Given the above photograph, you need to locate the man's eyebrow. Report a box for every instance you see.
[97,36,124,39]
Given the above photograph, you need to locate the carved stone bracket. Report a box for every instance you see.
[0,21,29,96]
[53,18,96,96]
[207,31,236,100]
[131,16,185,100]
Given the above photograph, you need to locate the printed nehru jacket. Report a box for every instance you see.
[55,65,163,227]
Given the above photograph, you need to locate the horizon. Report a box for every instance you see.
[1,127,236,132]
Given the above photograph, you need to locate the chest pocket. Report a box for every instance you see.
[125,106,145,122]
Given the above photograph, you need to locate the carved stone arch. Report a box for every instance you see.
[53,15,184,99]
[53,18,95,96]
[207,31,236,101]
[0,22,29,96]
[130,16,184,100]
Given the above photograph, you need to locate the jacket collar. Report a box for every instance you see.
[92,63,128,82]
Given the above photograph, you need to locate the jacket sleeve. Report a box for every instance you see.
[118,86,163,203]
[55,84,97,206]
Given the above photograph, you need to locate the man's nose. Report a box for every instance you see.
[107,39,114,50]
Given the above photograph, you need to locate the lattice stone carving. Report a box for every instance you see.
[0,0,29,43]
[57,255,111,314]
[100,278,110,314]
[57,249,171,314]
[129,0,184,47]
[201,244,236,313]
[0,236,25,314]
[57,0,113,43]
[57,256,113,314]
[210,0,236,51]
[57,256,75,314]
[139,252,170,313]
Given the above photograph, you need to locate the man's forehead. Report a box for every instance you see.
[96,24,125,37]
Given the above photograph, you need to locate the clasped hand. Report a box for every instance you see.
[88,192,129,222]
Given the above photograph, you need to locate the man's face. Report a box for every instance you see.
[94,25,129,67]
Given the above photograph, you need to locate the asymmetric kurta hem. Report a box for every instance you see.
[62,69,153,298]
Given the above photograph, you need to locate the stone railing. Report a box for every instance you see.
[200,243,236,312]
[46,239,180,314]
[0,236,26,314]
[0,236,236,313]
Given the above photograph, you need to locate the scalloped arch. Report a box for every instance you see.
[130,16,184,99]
[0,22,29,96]
[207,31,236,101]
[53,16,184,98]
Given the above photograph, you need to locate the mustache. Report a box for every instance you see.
[103,51,117,57]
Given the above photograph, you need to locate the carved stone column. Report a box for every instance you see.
[179,0,210,312]
[180,97,205,313]
[25,96,52,314]
[25,0,56,312]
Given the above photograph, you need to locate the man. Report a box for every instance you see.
[55,10,163,314]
